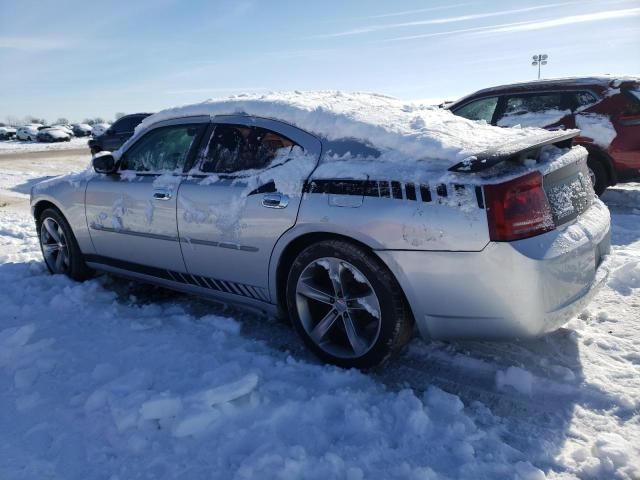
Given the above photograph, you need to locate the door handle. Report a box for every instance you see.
[153,189,172,201]
[262,192,289,209]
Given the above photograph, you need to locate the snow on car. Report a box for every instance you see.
[91,122,111,137]
[31,91,610,370]
[15,124,41,141]
[36,127,71,143]
[0,118,638,479]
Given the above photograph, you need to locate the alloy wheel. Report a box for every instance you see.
[40,217,70,274]
[295,257,382,359]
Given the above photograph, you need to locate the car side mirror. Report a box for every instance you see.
[92,153,117,174]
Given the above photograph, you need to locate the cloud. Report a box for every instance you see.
[382,6,640,42]
[313,2,580,38]
[365,4,472,19]
[0,36,69,52]
[474,7,640,34]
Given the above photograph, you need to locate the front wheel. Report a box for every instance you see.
[37,208,92,281]
[286,240,414,369]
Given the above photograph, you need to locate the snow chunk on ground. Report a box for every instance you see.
[496,366,534,395]
[576,113,617,148]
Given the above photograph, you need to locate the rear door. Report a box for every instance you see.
[85,119,207,272]
[496,92,576,130]
[177,116,321,298]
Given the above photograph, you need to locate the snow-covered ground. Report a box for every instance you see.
[0,137,89,154]
[0,152,639,479]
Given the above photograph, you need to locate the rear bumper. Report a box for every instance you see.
[377,200,611,340]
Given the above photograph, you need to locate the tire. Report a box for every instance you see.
[286,240,414,369]
[587,155,608,196]
[37,208,92,281]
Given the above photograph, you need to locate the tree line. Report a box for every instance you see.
[1,112,126,127]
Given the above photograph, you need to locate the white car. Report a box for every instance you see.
[36,127,71,143]
[0,126,17,140]
[16,125,41,141]
[91,123,111,137]
[51,125,74,137]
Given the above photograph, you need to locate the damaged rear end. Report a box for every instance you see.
[410,131,611,339]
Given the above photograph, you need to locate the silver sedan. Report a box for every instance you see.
[31,112,610,368]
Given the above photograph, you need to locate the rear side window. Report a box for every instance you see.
[323,138,381,158]
[121,124,203,172]
[623,88,640,115]
[199,125,295,174]
[574,91,598,108]
[503,93,570,114]
[453,97,498,123]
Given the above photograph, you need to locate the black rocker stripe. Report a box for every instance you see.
[83,254,270,302]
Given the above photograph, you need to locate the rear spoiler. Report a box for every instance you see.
[448,130,578,173]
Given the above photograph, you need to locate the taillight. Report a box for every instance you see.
[484,171,555,242]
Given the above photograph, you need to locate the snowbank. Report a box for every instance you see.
[0,137,89,154]
[131,91,571,170]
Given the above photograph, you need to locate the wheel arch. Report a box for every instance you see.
[270,229,411,322]
[32,198,64,221]
[582,144,617,186]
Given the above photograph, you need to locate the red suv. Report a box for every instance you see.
[448,77,640,194]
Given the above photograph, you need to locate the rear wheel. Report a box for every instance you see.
[587,155,608,196]
[37,208,92,281]
[286,240,413,369]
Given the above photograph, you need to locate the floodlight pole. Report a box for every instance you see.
[531,53,549,80]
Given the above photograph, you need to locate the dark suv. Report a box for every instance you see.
[448,77,640,194]
[89,113,152,154]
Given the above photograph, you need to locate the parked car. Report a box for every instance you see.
[16,125,41,141]
[51,125,74,137]
[447,76,640,195]
[72,123,93,137]
[89,113,151,154]
[0,126,16,139]
[36,127,71,143]
[90,123,111,138]
[31,93,610,368]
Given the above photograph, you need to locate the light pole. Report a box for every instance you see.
[531,54,548,80]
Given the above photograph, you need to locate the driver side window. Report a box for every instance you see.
[121,124,203,172]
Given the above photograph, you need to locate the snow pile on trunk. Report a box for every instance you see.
[130,91,573,170]
[576,113,617,148]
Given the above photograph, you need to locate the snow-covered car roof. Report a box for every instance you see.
[135,91,572,169]
[39,128,70,138]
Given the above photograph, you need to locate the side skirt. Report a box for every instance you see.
[84,254,278,317]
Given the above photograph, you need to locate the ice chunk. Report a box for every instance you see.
[496,366,534,395]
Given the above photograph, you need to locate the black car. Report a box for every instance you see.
[89,113,151,154]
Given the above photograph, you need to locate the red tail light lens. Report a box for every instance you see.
[484,171,555,242]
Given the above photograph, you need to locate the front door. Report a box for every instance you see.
[177,116,321,298]
[86,121,206,272]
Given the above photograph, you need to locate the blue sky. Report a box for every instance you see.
[1,0,638,122]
